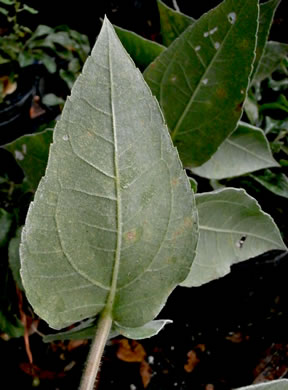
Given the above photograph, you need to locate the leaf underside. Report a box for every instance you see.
[181,188,286,287]
[253,41,288,84]
[191,122,279,179]
[236,379,288,390]
[20,19,198,330]
[144,0,259,167]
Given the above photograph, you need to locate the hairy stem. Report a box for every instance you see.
[79,312,112,390]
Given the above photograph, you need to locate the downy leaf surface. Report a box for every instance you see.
[144,0,259,167]
[236,380,288,390]
[191,122,279,179]
[181,188,287,287]
[20,18,198,330]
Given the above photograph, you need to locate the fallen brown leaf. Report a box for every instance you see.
[19,363,66,379]
[140,360,152,388]
[67,339,88,351]
[30,96,46,119]
[184,350,200,373]
[226,332,248,343]
[116,339,146,363]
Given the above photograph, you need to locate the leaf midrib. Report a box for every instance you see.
[170,0,247,141]
[199,224,283,247]
[105,25,123,315]
[225,137,276,165]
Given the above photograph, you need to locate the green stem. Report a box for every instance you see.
[79,312,112,390]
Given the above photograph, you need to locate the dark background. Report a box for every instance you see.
[22,0,288,47]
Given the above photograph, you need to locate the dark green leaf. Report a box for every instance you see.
[114,24,164,71]
[4,129,53,190]
[0,0,13,5]
[250,0,281,81]
[22,4,38,14]
[0,7,8,15]
[144,0,259,167]
[68,57,81,74]
[42,93,64,107]
[192,122,279,179]
[251,170,288,198]
[0,208,13,248]
[157,0,195,46]
[29,24,54,39]
[37,53,57,73]
[8,227,24,290]
[20,18,198,330]
[260,94,288,113]
[18,51,34,67]
[189,177,197,193]
[59,69,76,89]
[0,311,24,338]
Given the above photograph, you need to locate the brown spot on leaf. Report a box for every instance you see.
[171,177,179,187]
[125,230,137,243]
[173,217,193,240]
[216,87,227,99]
[235,101,244,113]
[184,217,193,228]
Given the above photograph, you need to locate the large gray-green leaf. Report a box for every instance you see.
[250,0,281,81]
[114,24,164,71]
[4,129,53,191]
[144,0,259,167]
[191,122,279,179]
[236,380,288,390]
[20,18,198,330]
[181,188,286,287]
[157,0,195,46]
[253,41,288,83]
[251,170,288,198]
